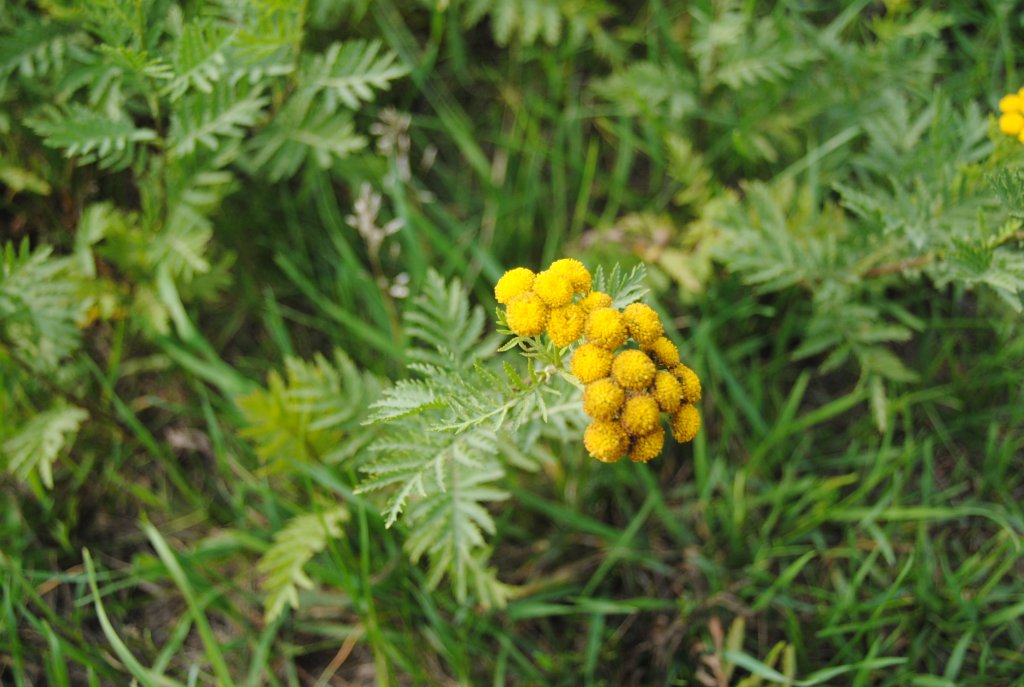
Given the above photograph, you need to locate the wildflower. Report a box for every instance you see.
[646,336,680,368]
[582,378,625,420]
[999,93,1023,113]
[672,364,702,403]
[584,420,628,462]
[652,370,683,413]
[579,291,613,312]
[585,307,628,350]
[629,425,665,463]
[506,292,549,337]
[571,343,614,383]
[622,303,664,346]
[611,349,657,390]
[533,269,574,307]
[670,404,701,443]
[620,394,661,436]
[547,303,586,347]
[1000,112,1024,137]
[494,267,535,304]
[548,258,592,295]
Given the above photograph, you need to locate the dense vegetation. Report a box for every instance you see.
[2,0,1023,684]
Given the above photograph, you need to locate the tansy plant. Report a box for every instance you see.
[495,258,702,463]
[352,261,700,608]
[998,88,1024,142]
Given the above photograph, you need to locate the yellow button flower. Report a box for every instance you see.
[585,307,628,350]
[579,291,613,312]
[548,258,592,295]
[622,302,664,346]
[505,292,549,337]
[629,425,665,463]
[1000,112,1024,136]
[620,394,661,436]
[652,370,683,413]
[547,303,586,347]
[672,364,702,403]
[494,267,535,304]
[584,420,628,462]
[582,378,625,420]
[999,94,1023,113]
[611,349,657,390]
[533,269,574,307]
[571,343,614,383]
[670,404,701,443]
[646,336,680,368]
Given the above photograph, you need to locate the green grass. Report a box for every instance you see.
[2,0,1024,685]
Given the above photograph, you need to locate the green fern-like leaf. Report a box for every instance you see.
[302,40,408,111]
[461,0,615,51]
[592,262,649,309]
[28,105,157,171]
[168,83,269,158]
[0,240,87,367]
[164,20,235,101]
[404,269,496,369]
[257,506,349,622]
[2,404,88,489]
[238,349,377,470]
[0,18,79,80]
[248,96,366,181]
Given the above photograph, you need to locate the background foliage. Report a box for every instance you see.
[1,0,1023,685]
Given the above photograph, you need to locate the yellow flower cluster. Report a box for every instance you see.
[496,260,702,464]
[999,89,1024,142]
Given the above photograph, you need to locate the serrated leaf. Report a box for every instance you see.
[29,106,156,171]
[257,506,349,622]
[169,83,269,157]
[164,20,235,100]
[3,404,88,488]
[302,40,408,111]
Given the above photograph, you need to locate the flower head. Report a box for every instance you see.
[585,307,628,350]
[571,343,614,383]
[620,394,661,436]
[584,420,628,462]
[548,258,592,295]
[997,91,1024,143]
[652,370,683,413]
[1000,94,1023,113]
[622,303,664,346]
[494,267,535,304]
[670,404,701,443]
[579,291,613,312]
[547,303,586,347]
[582,378,625,420]
[533,269,574,307]
[629,425,665,463]
[646,336,680,368]
[611,349,657,390]
[506,292,549,337]
[672,364,702,403]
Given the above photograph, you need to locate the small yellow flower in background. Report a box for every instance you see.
[670,404,701,443]
[579,291,612,312]
[584,420,629,463]
[585,307,628,350]
[495,258,702,464]
[571,343,613,383]
[997,89,1024,143]
[582,378,625,420]
[533,269,575,307]
[494,267,535,304]
[506,292,549,337]
[629,426,664,463]
[620,394,661,436]
[646,336,680,368]
[652,370,683,413]
[611,349,657,390]
[547,303,586,347]
[548,258,592,294]
[622,303,663,346]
